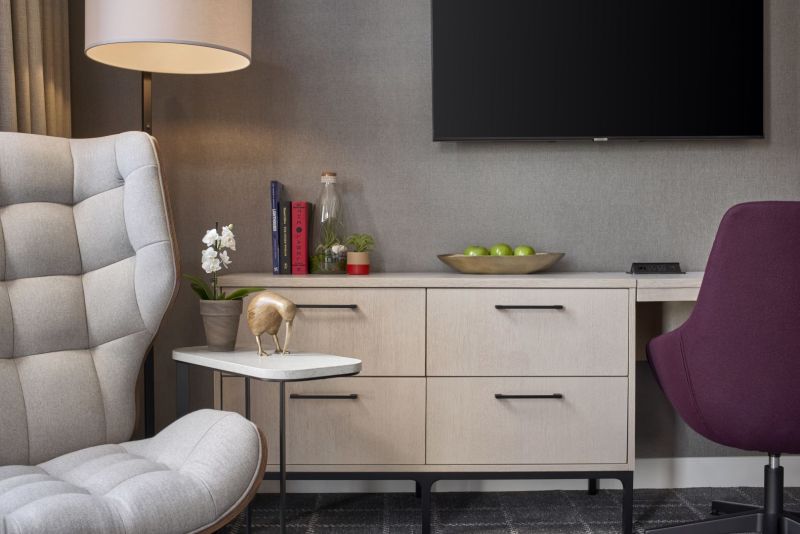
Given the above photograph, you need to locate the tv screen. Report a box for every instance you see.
[432,0,764,141]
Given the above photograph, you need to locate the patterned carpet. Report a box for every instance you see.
[229,487,800,533]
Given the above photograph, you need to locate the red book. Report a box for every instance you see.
[291,202,310,274]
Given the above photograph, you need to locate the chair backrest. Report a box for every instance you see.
[0,131,177,465]
[680,201,800,452]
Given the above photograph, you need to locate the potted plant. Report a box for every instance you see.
[345,233,375,275]
[184,224,263,351]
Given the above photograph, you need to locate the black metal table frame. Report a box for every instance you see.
[177,362,633,534]
[262,469,634,534]
[176,361,359,534]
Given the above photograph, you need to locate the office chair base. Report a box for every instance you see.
[711,500,760,515]
[647,456,798,534]
[647,510,800,534]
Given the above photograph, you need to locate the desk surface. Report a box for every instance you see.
[635,272,703,302]
[173,347,362,381]
[220,272,703,302]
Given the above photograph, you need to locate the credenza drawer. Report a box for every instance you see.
[426,377,628,465]
[235,288,426,376]
[280,377,426,465]
[427,289,629,376]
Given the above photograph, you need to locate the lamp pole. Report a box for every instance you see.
[142,71,155,438]
[142,71,152,135]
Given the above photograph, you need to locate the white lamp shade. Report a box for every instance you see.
[85,0,252,74]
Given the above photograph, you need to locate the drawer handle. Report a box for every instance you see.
[296,304,358,310]
[495,305,564,310]
[495,393,564,399]
[289,393,359,400]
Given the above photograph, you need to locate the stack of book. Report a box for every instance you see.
[270,180,313,274]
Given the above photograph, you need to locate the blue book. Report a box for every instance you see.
[270,180,282,274]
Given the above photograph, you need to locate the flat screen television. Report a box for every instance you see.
[432,0,764,141]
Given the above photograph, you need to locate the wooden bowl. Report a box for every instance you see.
[437,252,565,275]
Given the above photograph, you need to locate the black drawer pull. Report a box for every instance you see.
[290,393,359,400]
[495,393,564,399]
[297,304,358,310]
[495,305,564,310]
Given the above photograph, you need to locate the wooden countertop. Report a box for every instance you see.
[219,272,703,300]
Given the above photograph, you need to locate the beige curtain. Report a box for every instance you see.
[0,0,71,136]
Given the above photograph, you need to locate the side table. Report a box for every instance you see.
[172,347,362,534]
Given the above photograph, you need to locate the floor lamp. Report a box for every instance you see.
[83,0,253,436]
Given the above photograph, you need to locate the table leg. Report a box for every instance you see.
[176,361,189,419]
[280,380,287,534]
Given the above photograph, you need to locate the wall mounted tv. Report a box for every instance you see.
[432,0,764,141]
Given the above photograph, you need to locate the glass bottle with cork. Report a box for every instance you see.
[310,171,347,274]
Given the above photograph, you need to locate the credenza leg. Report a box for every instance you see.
[415,481,422,499]
[588,478,598,495]
[420,478,434,534]
[621,471,634,534]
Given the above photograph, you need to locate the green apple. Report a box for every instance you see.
[489,243,513,256]
[463,245,490,256]
[514,245,536,256]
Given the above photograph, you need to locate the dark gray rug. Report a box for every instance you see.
[229,487,800,533]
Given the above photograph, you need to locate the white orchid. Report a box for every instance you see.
[202,258,221,274]
[219,250,232,269]
[220,225,236,250]
[187,223,262,301]
[202,228,220,247]
[201,247,221,273]
[202,247,217,261]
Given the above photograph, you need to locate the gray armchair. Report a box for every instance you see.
[0,131,266,533]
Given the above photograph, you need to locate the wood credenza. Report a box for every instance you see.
[217,272,639,533]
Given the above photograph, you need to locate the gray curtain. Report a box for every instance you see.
[0,0,71,136]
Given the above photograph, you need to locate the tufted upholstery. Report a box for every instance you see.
[0,131,178,465]
[0,132,267,533]
[0,409,265,534]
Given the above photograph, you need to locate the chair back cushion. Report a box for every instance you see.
[0,132,177,465]
[671,201,800,452]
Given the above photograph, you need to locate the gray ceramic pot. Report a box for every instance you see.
[199,299,243,351]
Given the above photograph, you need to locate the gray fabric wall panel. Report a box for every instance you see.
[0,203,82,279]
[16,350,107,464]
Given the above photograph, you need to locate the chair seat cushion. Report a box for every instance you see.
[0,410,264,534]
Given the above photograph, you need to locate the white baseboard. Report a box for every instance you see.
[633,455,800,489]
[257,456,799,493]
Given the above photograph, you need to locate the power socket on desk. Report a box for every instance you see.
[629,262,685,275]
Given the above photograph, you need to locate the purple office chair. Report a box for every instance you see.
[647,201,800,534]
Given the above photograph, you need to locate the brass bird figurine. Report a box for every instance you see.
[246,290,297,356]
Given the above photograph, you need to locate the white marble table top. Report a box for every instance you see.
[172,347,362,381]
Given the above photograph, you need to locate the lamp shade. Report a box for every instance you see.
[85,0,252,74]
